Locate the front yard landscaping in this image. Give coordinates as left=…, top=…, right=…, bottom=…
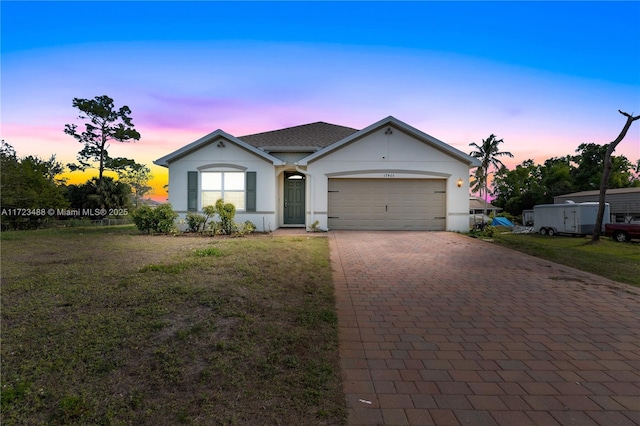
left=1, top=226, right=346, bottom=425
left=4, top=224, right=638, bottom=425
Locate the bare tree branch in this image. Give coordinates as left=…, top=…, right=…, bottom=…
left=618, top=109, right=640, bottom=120
left=592, top=110, right=640, bottom=241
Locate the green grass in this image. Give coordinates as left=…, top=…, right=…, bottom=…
left=1, top=226, right=346, bottom=425
left=492, top=232, right=640, bottom=286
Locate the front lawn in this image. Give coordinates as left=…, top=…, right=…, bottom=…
left=1, top=226, right=346, bottom=425
left=491, top=232, right=640, bottom=287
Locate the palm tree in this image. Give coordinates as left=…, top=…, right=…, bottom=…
left=86, top=176, right=131, bottom=212
left=469, top=134, right=513, bottom=220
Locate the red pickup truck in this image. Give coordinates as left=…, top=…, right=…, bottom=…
left=604, top=223, right=640, bottom=242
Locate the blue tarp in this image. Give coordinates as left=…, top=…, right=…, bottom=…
left=492, top=217, right=514, bottom=227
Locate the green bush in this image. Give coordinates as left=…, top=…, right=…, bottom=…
left=132, top=205, right=155, bottom=234
left=236, top=220, right=256, bottom=237
left=207, top=220, right=222, bottom=235
left=154, top=204, right=178, bottom=234
left=202, top=205, right=217, bottom=233
left=185, top=212, right=206, bottom=233
left=469, top=223, right=498, bottom=239
left=132, top=203, right=177, bottom=234
left=214, top=199, right=236, bottom=235
left=185, top=201, right=254, bottom=236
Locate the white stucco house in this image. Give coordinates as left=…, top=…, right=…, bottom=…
left=154, top=116, right=480, bottom=232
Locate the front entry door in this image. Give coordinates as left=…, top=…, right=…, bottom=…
left=284, top=172, right=305, bottom=225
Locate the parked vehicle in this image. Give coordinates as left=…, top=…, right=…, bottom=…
left=533, top=202, right=610, bottom=236
left=605, top=222, right=640, bottom=242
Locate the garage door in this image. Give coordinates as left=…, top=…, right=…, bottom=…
left=328, top=179, right=446, bottom=230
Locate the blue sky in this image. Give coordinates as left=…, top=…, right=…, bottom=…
left=3, top=2, right=638, bottom=84
left=2, top=1, right=639, bottom=198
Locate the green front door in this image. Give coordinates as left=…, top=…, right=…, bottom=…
left=284, top=172, right=305, bottom=225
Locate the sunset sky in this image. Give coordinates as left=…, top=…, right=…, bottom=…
left=2, top=1, right=639, bottom=201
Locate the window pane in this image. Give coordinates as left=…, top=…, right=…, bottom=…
left=202, top=191, right=222, bottom=208
left=223, top=191, right=245, bottom=210
left=202, top=172, right=222, bottom=190
left=224, top=172, right=245, bottom=190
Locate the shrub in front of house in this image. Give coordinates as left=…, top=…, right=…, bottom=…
left=132, top=206, right=154, bottom=234
left=235, top=220, right=256, bottom=237
left=132, top=203, right=178, bottom=234
left=179, top=200, right=257, bottom=237
left=213, top=199, right=236, bottom=235
left=185, top=212, right=206, bottom=233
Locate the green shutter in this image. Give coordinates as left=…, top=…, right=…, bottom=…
left=187, top=171, right=198, bottom=211
left=246, top=171, right=256, bottom=212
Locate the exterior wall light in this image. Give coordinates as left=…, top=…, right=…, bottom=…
left=457, top=178, right=463, bottom=188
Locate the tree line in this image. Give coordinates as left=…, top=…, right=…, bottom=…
left=490, top=143, right=640, bottom=217
left=1, top=96, right=152, bottom=230
left=469, top=110, right=640, bottom=237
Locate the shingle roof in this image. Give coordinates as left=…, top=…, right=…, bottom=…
left=469, top=197, right=502, bottom=211
left=238, top=122, right=359, bottom=150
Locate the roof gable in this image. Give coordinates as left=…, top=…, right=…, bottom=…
left=154, top=129, right=285, bottom=167
left=297, top=116, right=481, bottom=167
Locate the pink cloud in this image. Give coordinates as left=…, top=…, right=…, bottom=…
left=2, top=123, right=76, bottom=161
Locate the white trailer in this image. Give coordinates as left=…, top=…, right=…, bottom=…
left=533, top=202, right=610, bottom=236
left=522, top=209, right=534, bottom=226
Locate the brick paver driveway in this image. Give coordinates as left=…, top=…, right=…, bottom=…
left=329, top=231, right=640, bottom=426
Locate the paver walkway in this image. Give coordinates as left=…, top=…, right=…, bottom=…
left=329, top=231, right=640, bottom=426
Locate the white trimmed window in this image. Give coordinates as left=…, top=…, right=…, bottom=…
left=201, top=172, right=245, bottom=210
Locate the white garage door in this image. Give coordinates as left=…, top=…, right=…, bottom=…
left=328, top=178, right=446, bottom=230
